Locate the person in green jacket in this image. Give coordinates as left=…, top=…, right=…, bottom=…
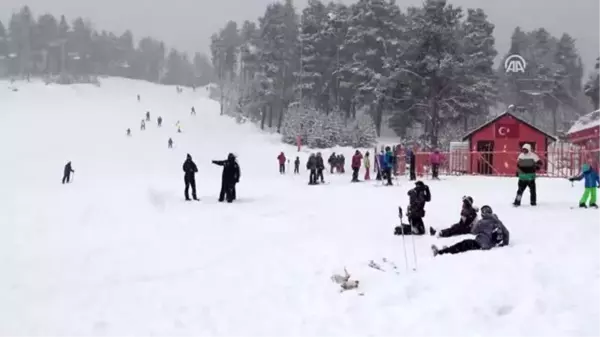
left=513, top=143, right=542, bottom=206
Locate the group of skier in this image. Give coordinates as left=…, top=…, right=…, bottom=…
left=182, top=153, right=241, bottom=203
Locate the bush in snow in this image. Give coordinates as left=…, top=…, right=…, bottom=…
left=281, top=105, right=377, bottom=149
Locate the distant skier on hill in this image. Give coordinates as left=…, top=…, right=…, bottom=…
left=126, top=128, right=131, bottom=136
left=137, top=94, right=140, bottom=102
left=307, top=153, right=317, bottom=185
left=294, top=156, right=300, bottom=174
left=168, top=138, right=173, bottom=149
left=316, top=152, right=325, bottom=183
left=191, top=107, right=196, bottom=115
left=140, top=120, right=145, bottom=130
left=351, top=150, right=363, bottom=182
left=146, top=111, right=151, bottom=122
left=157, top=116, right=163, bottom=127
left=212, top=153, right=241, bottom=203
left=277, top=152, right=286, bottom=174
left=183, top=154, right=199, bottom=201
left=62, top=161, right=75, bottom=184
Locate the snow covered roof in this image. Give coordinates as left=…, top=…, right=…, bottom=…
left=567, top=110, right=600, bottom=135
left=462, top=110, right=557, bottom=141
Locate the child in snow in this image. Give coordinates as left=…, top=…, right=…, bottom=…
left=432, top=205, right=509, bottom=256
left=430, top=196, right=479, bottom=237
left=294, top=156, right=300, bottom=174
left=364, top=151, right=371, bottom=180
left=569, top=164, right=599, bottom=208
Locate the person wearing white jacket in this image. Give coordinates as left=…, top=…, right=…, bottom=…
left=513, top=143, right=542, bottom=206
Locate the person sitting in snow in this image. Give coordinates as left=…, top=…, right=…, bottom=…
left=569, top=163, right=599, bottom=208
left=430, top=196, right=479, bottom=237
left=395, top=181, right=430, bottom=235
left=432, top=205, right=509, bottom=256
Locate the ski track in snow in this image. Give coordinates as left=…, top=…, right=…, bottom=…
left=0, top=78, right=598, bottom=336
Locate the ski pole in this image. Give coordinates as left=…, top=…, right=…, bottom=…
left=398, top=207, right=409, bottom=272
left=408, top=217, right=418, bottom=271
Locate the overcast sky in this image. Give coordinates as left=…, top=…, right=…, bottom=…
left=1, top=0, right=599, bottom=70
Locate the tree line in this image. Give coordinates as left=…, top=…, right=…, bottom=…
left=0, top=5, right=215, bottom=86
left=210, top=0, right=599, bottom=148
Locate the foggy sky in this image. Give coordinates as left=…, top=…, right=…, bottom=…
left=1, top=0, right=599, bottom=70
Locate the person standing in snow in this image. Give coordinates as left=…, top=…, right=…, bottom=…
left=376, top=150, right=384, bottom=180
left=316, top=152, right=325, bottom=183
left=351, top=150, right=363, bottom=182
left=339, top=154, right=346, bottom=173
left=432, top=205, right=509, bottom=256
left=400, top=181, right=430, bottom=235
left=328, top=153, right=337, bottom=174
left=183, top=154, right=199, bottom=201
left=191, top=107, right=196, bottom=115
left=62, top=161, right=75, bottom=184
left=407, top=147, right=416, bottom=181
left=146, top=111, right=151, bottom=122
left=363, top=151, right=371, bottom=180
left=168, top=138, right=173, bottom=148
left=430, top=196, right=479, bottom=237
left=294, top=156, right=300, bottom=174
left=137, top=94, right=141, bottom=102
left=429, top=149, right=442, bottom=180
left=212, top=153, right=241, bottom=203
left=157, top=116, right=163, bottom=127
left=513, top=143, right=542, bottom=206
left=140, top=119, right=146, bottom=130
left=569, top=163, right=600, bottom=208
left=307, top=153, right=317, bottom=185
left=126, top=128, right=131, bottom=136
left=277, top=152, right=286, bottom=174
left=382, top=146, right=394, bottom=186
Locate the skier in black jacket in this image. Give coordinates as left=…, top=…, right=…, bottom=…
left=395, top=181, right=430, bottom=235
left=183, top=154, right=199, bottom=201
left=430, top=196, right=479, bottom=237
left=212, top=153, right=240, bottom=203
left=62, top=161, right=75, bottom=184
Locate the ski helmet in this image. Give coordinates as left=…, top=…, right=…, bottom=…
left=480, top=205, right=493, bottom=215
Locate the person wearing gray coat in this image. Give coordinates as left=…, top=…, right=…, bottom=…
left=432, top=205, right=509, bottom=256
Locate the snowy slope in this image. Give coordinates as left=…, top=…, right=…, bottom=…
left=1, top=78, right=599, bottom=336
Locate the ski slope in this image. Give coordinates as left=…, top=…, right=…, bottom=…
left=1, top=78, right=598, bottom=336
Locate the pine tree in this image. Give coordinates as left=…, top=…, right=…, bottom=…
left=584, top=57, right=599, bottom=110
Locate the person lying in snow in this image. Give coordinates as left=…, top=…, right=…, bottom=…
left=432, top=205, right=509, bottom=256
left=430, top=196, right=479, bottom=237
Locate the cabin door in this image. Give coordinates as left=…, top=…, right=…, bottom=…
left=477, top=140, right=494, bottom=175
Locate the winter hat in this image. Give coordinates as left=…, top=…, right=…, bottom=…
left=186, top=154, right=191, bottom=160
left=227, top=153, right=236, bottom=161
left=415, top=181, right=425, bottom=188
left=582, top=163, right=590, bottom=172
left=462, top=195, right=473, bottom=205
left=480, top=205, right=493, bottom=216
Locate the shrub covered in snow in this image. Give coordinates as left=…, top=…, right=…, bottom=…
left=281, top=105, right=377, bottom=148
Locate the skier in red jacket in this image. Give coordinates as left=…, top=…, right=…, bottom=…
left=351, top=150, right=363, bottom=182
left=277, top=152, right=286, bottom=174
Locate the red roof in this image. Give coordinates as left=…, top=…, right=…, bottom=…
left=462, top=111, right=557, bottom=141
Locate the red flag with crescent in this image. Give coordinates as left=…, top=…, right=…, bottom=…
left=496, top=124, right=519, bottom=138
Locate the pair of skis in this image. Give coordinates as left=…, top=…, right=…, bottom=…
left=398, top=206, right=418, bottom=271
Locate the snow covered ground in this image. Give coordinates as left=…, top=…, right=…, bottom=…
left=1, top=78, right=599, bottom=336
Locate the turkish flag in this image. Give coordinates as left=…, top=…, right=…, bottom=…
left=496, top=124, right=519, bottom=138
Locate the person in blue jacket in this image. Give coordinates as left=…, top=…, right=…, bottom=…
left=382, top=146, right=394, bottom=186
left=569, top=163, right=599, bottom=208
